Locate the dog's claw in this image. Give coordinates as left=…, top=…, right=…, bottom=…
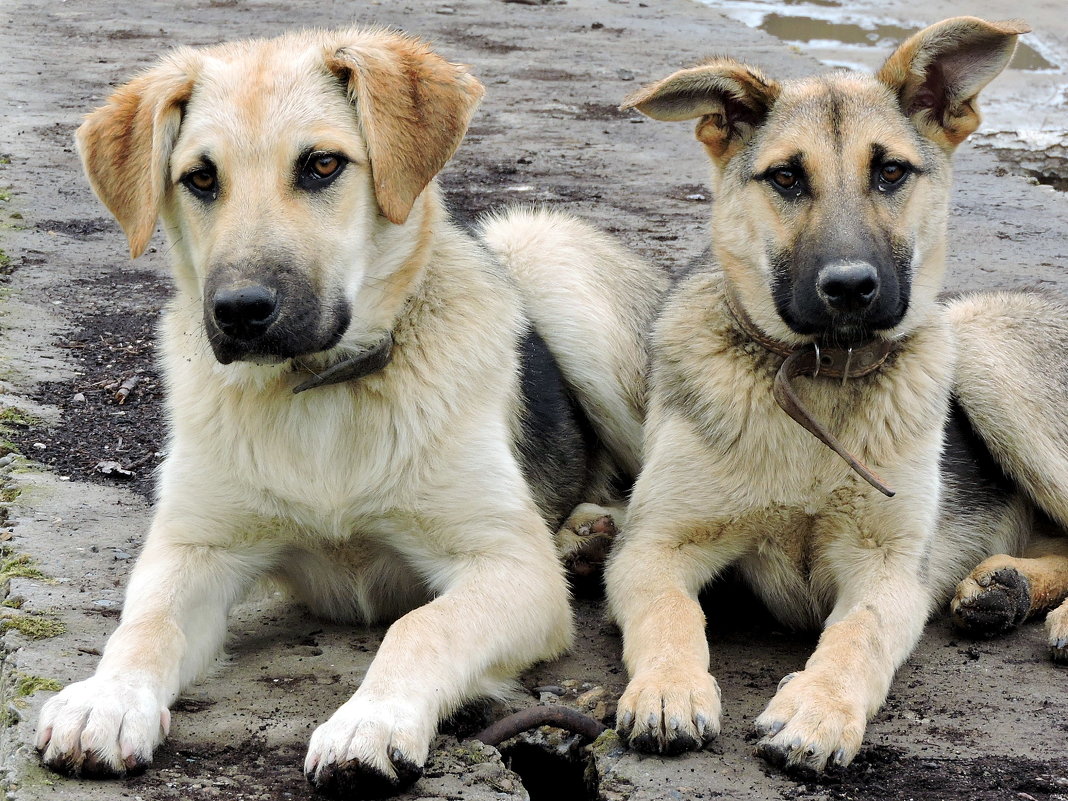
left=776, top=672, right=798, bottom=692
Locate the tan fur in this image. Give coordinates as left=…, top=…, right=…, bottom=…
left=37, top=28, right=662, bottom=794
left=606, top=17, right=1048, bottom=775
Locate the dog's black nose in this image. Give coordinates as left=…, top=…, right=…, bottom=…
left=212, top=285, right=278, bottom=340
left=817, top=262, right=880, bottom=313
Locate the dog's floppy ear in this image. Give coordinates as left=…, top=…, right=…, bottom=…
left=877, top=16, right=1029, bottom=150
left=621, top=58, right=779, bottom=163
left=76, top=54, right=197, bottom=258
left=327, top=32, right=484, bottom=225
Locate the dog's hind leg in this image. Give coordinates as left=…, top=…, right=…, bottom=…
left=555, top=502, right=624, bottom=590
left=951, top=533, right=1068, bottom=645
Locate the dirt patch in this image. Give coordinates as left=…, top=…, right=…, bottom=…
left=6, top=268, right=169, bottom=499
left=34, top=218, right=116, bottom=238
left=792, top=746, right=1068, bottom=801
left=125, top=737, right=310, bottom=801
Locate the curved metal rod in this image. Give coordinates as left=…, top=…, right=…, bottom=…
left=473, top=706, right=608, bottom=747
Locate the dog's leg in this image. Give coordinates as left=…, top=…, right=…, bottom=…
left=36, top=513, right=272, bottom=776
left=951, top=534, right=1068, bottom=642
left=304, top=511, right=572, bottom=797
left=753, top=509, right=934, bottom=774
left=606, top=488, right=749, bottom=754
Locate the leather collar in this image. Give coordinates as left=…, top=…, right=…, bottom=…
left=292, top=329, right=394, bottom=394
left=723, top=286, right=897, bottom=497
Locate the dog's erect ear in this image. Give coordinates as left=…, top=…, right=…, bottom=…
left=76, top=54, right=196, bottom=258
left=327, top=33, right=484, bottom=225
left=621, top=59, right=779, bottom=162
left=877, top=17, right=1029, bottom=150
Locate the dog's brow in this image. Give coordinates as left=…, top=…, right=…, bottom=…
left=751, top=151, right=805, bottom=179
left=870, top=142, right=925, bottom=174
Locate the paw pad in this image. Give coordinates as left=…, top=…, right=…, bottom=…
left=954, top=567, right=1031, bottom=635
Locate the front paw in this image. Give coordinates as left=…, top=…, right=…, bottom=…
left=305, top=697, right=431, bottom=799
left=615, top=668, right=720, bottom=755
left=753, top=670, right=864, bottom=775
left=36, top=676, right=170, bottom=777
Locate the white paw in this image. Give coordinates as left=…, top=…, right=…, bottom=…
left=36, top=676, right=169, bottom=777
left=753, top=669, right=865, bottom=774
left=616, top=667, right=721, bottom=754
left=304, top=695, right=432, bottom=797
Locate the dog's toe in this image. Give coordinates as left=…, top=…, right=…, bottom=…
left=952, top=566, right=1031, bottom=635
left=753, top=669, right=864, bottom=776
left=616, top=668, right=721, bottom=755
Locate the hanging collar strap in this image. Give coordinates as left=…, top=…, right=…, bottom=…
left=723, top=287, right=896, bottom=497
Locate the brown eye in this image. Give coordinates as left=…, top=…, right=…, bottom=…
left=190, top=171, right=215, bottom=190
left=182, top=165, right=218, bottom=200
left=298, top=151, right=347, bottom=190
left=881, top=164, right=904, bottom=183
left=876, top=161, right=911, bottom=191
left=771, top=169, right=797, bottom=189
left=312, top=155, right=340, bottom=178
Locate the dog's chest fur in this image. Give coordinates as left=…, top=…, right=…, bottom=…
left=156, top=244, right=530, bottom=540
left=651, top=271, right=956, bottom=625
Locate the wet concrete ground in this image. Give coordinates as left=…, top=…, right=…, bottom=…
left=1, top=1, right=1067, bottom=799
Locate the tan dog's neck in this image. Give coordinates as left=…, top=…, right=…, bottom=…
left=723, top=280, right=897, bottom=496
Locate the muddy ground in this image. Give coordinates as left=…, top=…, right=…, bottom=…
left=1, top=0, right=1067, bottom=799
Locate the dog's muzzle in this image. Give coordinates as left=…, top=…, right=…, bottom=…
left=203, top=268, right=351, bottom=365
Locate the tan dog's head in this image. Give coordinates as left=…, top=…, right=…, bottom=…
left=624, top=17, right=1027, bottom=347
left=77, top=28, right=483, bottom=365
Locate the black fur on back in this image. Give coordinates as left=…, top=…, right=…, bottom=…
left=942, top=396, right=1015, bottom=504
left=514, top=327, right=595, bottom=531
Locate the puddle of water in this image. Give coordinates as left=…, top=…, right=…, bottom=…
left=758, top=13, right=1056, bottom=71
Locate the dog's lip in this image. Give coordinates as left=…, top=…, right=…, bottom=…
left=207, top=310, right=352, bottom=366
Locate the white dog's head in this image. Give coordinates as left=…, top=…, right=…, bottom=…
left=77, top=28, right=483, bottom=365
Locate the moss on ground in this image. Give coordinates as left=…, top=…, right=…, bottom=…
left=0, top=546, right=50, bottom=583
left=1, top=612, right=65, bottom=639
left=15, top=673, right=62, bottom=697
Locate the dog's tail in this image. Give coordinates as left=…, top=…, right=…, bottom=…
left=478, top=207, right=668, bottom=482
left=950, top=290, right=1068, bottom=530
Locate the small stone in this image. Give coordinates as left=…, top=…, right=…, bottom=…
left=533, top=685, right=566, bottom=696
left=591, top=21, right=604, bottom=29
left=32, top=442, right=46, bottom=451
left=436, top=5, right=455, bottom=12
left=93, top=599, right=119, bottom=608
left=617, top=68, right=634, bottom=81
left=576, top=685, right=605, bottom=708
left=112, top=549, right=132, bottom=560
left=72, top=392, right=86, bottom=403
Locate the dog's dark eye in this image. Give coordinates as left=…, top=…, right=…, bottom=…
left=311, top=155, right=341, bottom=178
left=182, top=166, right=218, bottom=200
left=766, top=168, right=805, bottom=199
left=876, top=161, right=911, bottom=192
left=298, top=151, right=347, bottom=191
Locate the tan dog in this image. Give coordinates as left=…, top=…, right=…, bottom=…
left=35, top=28, right=664, bottom=797
left=605, top=17, right=1068, bottom=775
